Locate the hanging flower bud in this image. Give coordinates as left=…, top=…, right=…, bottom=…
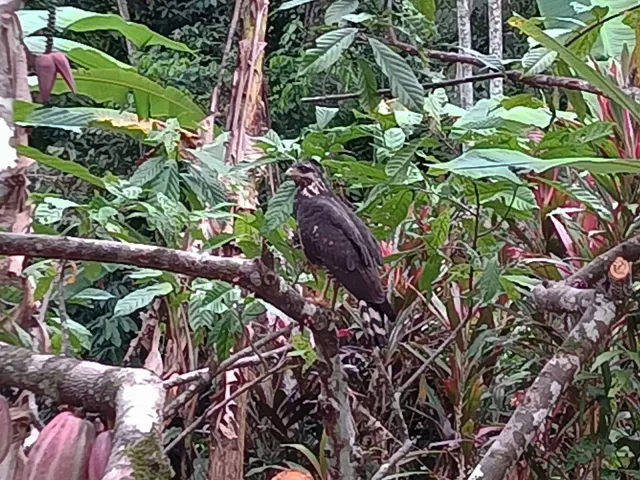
left=34, top=52, right=76, bottom=103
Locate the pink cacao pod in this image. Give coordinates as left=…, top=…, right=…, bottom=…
left=23, top=411, right=96, bottom=480
left=0, top=395, right=11, bottom=464
left=88, top=430, right=112, bottom=480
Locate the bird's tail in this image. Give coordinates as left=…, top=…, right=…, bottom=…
left=358, top=299, right=396, bottom=347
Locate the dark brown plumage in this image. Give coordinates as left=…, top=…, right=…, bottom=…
left=285, top=161, right=396, bottom=345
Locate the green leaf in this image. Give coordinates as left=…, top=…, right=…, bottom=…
left=521, top=47, right=557, bottom=74
left=277, top=0, right=315, bottom=10
left=367, top=38, right=425, bottom=111
left=301, top=28, right=358, bottom=74
left=325, top=0, right=358, bottom=24
left=357, top=58, right=380, bottom=111
left=151, top=160, right=181, bottom=201
left=24, top=37, right=133, bottom=71
left=419, top=253, right=442, bottom=292
left=480, top=258, right=501, bottom=304
left=384, top=127, right=406, bottom=150
left=17, top=145, right=105, bottom=188
left=510, top=16, right=640, bottom=124
left=414, top=0, right=436, bottom=20
left=15, top=104, right=147, bottom=138
left=324, top=159, right=387, bottom=186
left=183, top=164, right=228, bottom=206
left=282, top=444, right=323, bottom=479
left=18, top=7, right=192, bottom=52
left=264, top=181, right=297, bottom=233
left=35, top=68, right=205, bottom=126
left=113, top=283, right=173, bottom=317
left=130, top=157, right=166, bottom=187
left=71, top=288, right=115, bottom=301
left=500, top=93, right=545, bottom=110
left=427, top=210, right=451, bottom=251
left=315, top=106, right=340, bottom=129
left=433, top=148, right=640, bottom=183
left=385, top=137, right=425, bottom=181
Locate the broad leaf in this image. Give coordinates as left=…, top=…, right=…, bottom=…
left=71, top=288, right=115, bottom=301
left=31, top=68, right=205, bottom=127
left=433, top=148, right=640, bottom=183
left=15, top=104, right=150, bottom=138
left=480, top=258, right=502, bottom=304
left=264, top=181, right=297, bottom=233
left=18, top=7, right=192, bottom=52
left=368, top=38, right=425, bottom=111
left=315, top=106, right=339, bottom=129
left=113, top=283, right=173, bottom=317
left=301, top=28, right=358, bottom=74
left=510, top=16, right=640, bottom=124
left=521, top=47, right=557, bottom=74
left=17, top=145, right=105, bottom=188
left=357, top=58, right=379, bottom=111
left=130, top=157, right=167, bottom=187
left=383, top=128, right=406, bottom=150
left=325, top=0, right=358, bottom=25
left=277, top=0, right=315, bottom=10
left=24, top=37, right=133, bottom=71
left=386, top=137, right=425, bottom=181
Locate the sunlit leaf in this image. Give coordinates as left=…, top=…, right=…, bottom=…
left=325, top=0, right=358, bottom=25
left=315, top=106, right=339, bottom=129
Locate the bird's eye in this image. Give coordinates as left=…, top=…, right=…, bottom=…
left=297, top=164, right=311, bottom=173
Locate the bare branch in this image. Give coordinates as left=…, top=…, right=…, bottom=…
left=163, top=358, right=287, bottom=454
left=0, top=232, right=358, bottom=479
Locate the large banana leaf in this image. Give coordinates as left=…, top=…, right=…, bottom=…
left=24, top=37, right=133, bottom=70
left=28, top=68, right=205, bottom=127
left=17, top=7, right=192, bottom=52
left=535, top=0, right=635, bottom=59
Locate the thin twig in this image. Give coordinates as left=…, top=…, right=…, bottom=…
left=371, top=438, right=413, bottom=480
left=397, top=314, right=475, bottom=395
left=163, top=358, right=287, bottom=453
left=163, top=345, right=291, bottom=389
left=163, top=327, right=292, bottom=416
left=57, top=260, right=69, bottom=356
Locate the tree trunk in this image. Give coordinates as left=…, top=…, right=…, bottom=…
left=208, top=0, right=271, bottom=476
left=456, top=0, right=473, bottom=109
left=0, top=0, right=43, bottom=348
left=488, top=0, right=503, bottom=97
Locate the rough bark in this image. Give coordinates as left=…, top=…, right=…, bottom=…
left=487, top=0, right=503, bottom=97
left=470, top=254, right=633, bottom=479
left=456, top=0, right=473, bottom=109
left=0, top=0, right=40, bottom=347
left=0, top=342, right=169, bottom=479
left=0, top=232, right=358, bottom=479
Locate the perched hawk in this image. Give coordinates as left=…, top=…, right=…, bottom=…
left=286, top=161, right=396, bottom=345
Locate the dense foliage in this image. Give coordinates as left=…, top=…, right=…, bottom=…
left=4, top=0, right=640, bottom=478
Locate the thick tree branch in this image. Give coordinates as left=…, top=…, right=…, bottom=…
left=0, top=342, right=168, bottom=479
left=470, top=255, right=631, bottom=479
left=0, top=232, right=358, bottom=479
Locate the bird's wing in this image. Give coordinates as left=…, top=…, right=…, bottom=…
left=339, top=198, right=383, bottom=266
left=297, top=196, right=376, bottom=271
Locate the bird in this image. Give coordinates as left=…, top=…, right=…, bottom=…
left=285, top=161, right=396, bottom=346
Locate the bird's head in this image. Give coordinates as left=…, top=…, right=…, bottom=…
left=285, top=162, right=329, bottom=196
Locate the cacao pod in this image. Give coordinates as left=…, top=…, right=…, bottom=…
left=0, top=395, right=11, bottom=463
left=23, top=411, right=96, bottom=480
left=88, top=430, right=112, bottom=480
left=271, top=470, right=314, bottom=480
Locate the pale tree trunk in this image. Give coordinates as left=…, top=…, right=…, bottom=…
left=0, top=0, right=45, bottom=350
left=488, top=0, right=503, bottom=97
left=208, top=0, right=271, bottom=477
left=456, top=0, right=473, bottom=109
